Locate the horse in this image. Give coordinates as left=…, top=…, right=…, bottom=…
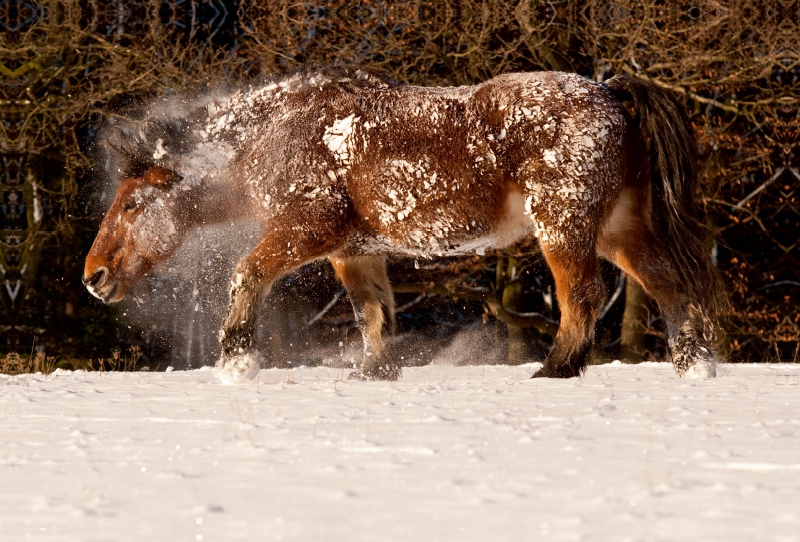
left=84, top=65, right=726, bottom=381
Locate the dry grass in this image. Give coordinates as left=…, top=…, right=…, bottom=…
left=92, top=345, right=144, bottom=372
left=0, top=345, right=144, bottom=375
left=0, top=352, right=57, bottom=376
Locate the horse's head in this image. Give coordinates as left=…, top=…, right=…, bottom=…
left=84, top=166, right=188, bottom=303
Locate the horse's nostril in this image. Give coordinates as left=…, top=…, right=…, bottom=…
left=84, top=267, right=108, bottom=287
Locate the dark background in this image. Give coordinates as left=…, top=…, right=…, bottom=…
left=1, top=0, right=797, bottom=369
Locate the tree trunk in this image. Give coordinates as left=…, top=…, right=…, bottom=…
left=503, top=280, right=527, bottom=363
left=498, top=255, right=527, bottom=364
left=620, top=278, right=648, bottom=363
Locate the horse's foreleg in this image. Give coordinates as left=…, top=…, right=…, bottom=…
left=330, top=255, right=398, bottom=381
left=217, top=226, right=339, bottom=380
left=533, top=245, right=605, bottom=378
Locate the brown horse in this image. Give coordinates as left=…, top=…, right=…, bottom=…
left=84, top=66, right=726, bottom=381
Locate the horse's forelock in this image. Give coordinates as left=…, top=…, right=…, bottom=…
left=139, top=118, right=195, bottom=155
left=101, top=97, right=207, bottom=181
left=100, top=124, right=150, bottom=182
left=93, top=89, right=224, bottom=220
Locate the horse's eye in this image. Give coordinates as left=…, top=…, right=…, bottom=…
left=123, top=201, right=137, bottom=213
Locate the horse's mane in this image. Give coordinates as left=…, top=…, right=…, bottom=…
left=100, top=96, right=212, bottom=181
left=99, top=65, right=398, bottom=183
left=269, top=64, right=398, bottom=89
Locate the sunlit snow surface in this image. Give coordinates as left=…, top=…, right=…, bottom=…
left=2, top=362, right=800, bottom=541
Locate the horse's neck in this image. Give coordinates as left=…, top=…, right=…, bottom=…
left=173, top=138, right=246, bottom=225
left=194, top=180, right=247, bottom=224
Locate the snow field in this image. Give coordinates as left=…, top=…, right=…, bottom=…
left=1, top=362, right=800, bottom=541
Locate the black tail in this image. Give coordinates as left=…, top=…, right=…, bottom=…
left=605, top=74, right=727, bottom=317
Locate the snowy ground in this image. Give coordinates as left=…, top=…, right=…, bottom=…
left=2, top=362, right=800, bottom=542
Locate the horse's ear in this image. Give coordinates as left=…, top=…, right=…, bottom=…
left=143, top=166, right=181, bottom=189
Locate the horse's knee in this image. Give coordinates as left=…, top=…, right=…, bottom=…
left=572, top=277, right=606, bottom=321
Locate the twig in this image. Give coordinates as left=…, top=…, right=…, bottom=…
left=395, top=294, right=426, bottom=313
left=392, top=282, right=559, bottom=335
left=734, top=167, right=784, bottom=209
left=304, top=289, right=346, bottom=328
left=599, top=272, right=626, bottom=321
left=759, top=281, right=800, bottom=290
left=621, top=65, right=740, bottom=114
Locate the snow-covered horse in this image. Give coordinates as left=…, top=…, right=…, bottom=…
left=84, top=66, right=726, bottom=381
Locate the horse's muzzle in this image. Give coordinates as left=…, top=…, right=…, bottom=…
left=83, top=266, right=124, bottom=303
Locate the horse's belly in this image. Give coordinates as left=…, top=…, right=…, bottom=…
left=346, top=191, right=536, bottom=257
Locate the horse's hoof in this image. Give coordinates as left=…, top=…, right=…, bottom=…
left=531, top=368, right=548, bottom=378
left=531, top=364, right=580, bottom=379
left=215, top=351, right=261, bottom=384
left=348, top=364, right=401, bottom=381
left=682, top=359, right=717, bottom=379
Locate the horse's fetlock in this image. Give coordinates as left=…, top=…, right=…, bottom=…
left=219, top=322, right=254, bottom=356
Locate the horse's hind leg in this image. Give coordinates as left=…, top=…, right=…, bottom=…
left=330, top=255, right=398, bottom=380
left=533, top=244, right=606, bottom=378
left=598, top=202, right=720, bottom=377
left=217, top=223, right=340, bottom=381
